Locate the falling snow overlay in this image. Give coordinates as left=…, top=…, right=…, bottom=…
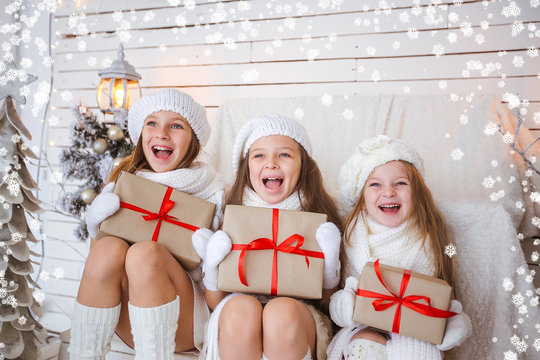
left=2, top=0, right=539, bottom=358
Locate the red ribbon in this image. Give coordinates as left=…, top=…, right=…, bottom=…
left=231, top=208, right=324, bottom=295
left=119, top=186, right=199, bottom=242
left=356, top=259, right=456, bottom=334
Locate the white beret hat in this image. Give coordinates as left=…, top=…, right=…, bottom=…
left=128, top=88, right=210, bottom=146
left=339, top=135, right=424, bottom=207
left=232, top=114, right=312, bottom=174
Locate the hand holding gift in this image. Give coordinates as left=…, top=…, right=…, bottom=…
left=203, top=230, right=232, bottom=291
left=315, top=222, right=341, bottom=289
left=436, top=300, right=472, bottom=351
left=86, top=181, right=120, bottom=238
left=330, top=276, right=359, bottom=328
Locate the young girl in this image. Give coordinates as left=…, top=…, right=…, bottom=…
left=68, top=89, right=224, bottom=359
left=199, top=114, right=343, bottom=360
left=327, top=135, right=472, bottom=360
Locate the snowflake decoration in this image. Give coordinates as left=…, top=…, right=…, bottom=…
left=503, top=350, right=517, bottom=360
left=33, top=291, right=45, bottom=303
left=61, top=90, right=73, bottom=102
left=407, top=28, right=419, bottom=39
left=482, top=176, right=496, bottom=189
left=342, top=109, right=354, bottom=120
left=513, top=293, right=525, bottom=306
left=516, top=340, right=528, bottom=352
left=532, top=217, right=540, bottom=229
left=11, top=134, right=20, bottom=143
left=444, top=244, right=457, bottom=258
left=489, top=190, right=506, bottom=201
left=306, top=49, right=319, bottom=61
left=512, top=21, right=525, bottom=36
left=533, top=338, right=540, bottom=351
left=528, top=47, right=539, bottom=58
left=484, top=122, right=498, bottom=135
left=447, top=32, right=458, bottom=44
left=294, top=108, right=304, bottom=119
left=432, top=43, right=445, bottom=57
left=54, top=268, right=65, bottom=279
left=512, top=56, right=524, bottom=68
left=2, top=294, right=17, bottom=308
left=48, top=115, right=60, bottom=126
left=11, top=232, right=22, bottom=243
left=450, top=148, right=464, bottom=160
left=320, top=93, right=333, bottom=106
left=502, top=1, right=521, bottom=18
left=18, top=316, right=26, bottom=325
left=52, top=170, right=63, bottom=184
left=39, top=270, right=50, bottom=281
left=371, top=70, right=381, bottom=82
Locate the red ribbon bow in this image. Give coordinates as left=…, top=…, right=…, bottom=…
left=120, top=187, right=199, bottom=242
left=231, top=208, right=324, bottom=295
left=356, top=259, right=457, bottom=334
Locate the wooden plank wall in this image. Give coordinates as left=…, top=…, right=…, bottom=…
left=39, top=0, right=540, bottom=333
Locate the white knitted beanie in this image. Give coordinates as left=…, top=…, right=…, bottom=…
left=231, top=114, right=312, bottom=174
left=127, top=88, right=210, bottom=146
left=339, top=135, right=424, bottom=207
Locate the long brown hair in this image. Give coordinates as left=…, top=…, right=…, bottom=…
left=108, top=125, right=201, bottom=183
left=343, top=161, right=454, bottom=287
left=226, top=143, right=343, bottom=233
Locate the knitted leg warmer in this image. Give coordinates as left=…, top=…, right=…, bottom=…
left=386, top=334, right=442, bottom=360
left=128, top=296, right=180, bottom=360
left=261, top=346, right=312, bottom=360
left=68, top=301, right=121, bottom=360
left=345, top=339, right=386, bottom=360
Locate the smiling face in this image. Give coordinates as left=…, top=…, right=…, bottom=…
left=141, top=110, right=193, bottom=173
left=362, top=160, right=412, bottom=228
left=247, top=135, right=302, bottom=204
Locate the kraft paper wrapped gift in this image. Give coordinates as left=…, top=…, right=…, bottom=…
left=217, top=205, right=326, bottom=299
left=97, top=171, right=216, bottom=270
left=353, top=260, right=456, bottom=345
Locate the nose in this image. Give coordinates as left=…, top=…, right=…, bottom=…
left=264, top=156, right=278, bottom=169
left=155, top=126, right=169, bottom=139
left=382, top=186, right=396, bottom=197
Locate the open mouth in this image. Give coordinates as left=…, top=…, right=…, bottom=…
left=152, top=145, right=173, bottom=159
left=262, top=177, right=283, bottom=190
left=379, top=204, right=400, bottom=214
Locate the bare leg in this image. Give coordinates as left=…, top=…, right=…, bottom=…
left=218, top=295, right=263, bottom=360
left=77, top=236, right=129, bottom=306
left=262, top=297, right=316, bottom=360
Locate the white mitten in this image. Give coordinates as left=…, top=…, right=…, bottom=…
left=315, top=222, right=341, bottom=289
left=436, top=300, right=472, bottom=351
left=329, top=276, right=358, bottom=328
left=202, top=230, right=232, bottom=291
left=85, top=182, right=120, bottom=238
left=192, top=228, right=214, bottom=260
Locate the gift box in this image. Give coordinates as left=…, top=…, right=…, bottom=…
left=217, top=205, right=326, bottom=299
left=97, top=171, right=216, bottom=270
left=353, top=260, right=456, bottom=344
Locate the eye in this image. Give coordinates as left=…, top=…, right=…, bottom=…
left=368, top=182, right=380, bottom=187
left=252, top=153, right=264, bottom=159
left=145, top=120, right=157, bottom=127
left=279, top=153, right=291, bottom=158
left=171, top=123, right=184, bottom=129
left=396, top=181, right=408, bottom=186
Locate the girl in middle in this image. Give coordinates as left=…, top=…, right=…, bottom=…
left=199, top=114, right=343, bottom=360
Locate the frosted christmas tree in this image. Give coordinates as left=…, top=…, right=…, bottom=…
left=59, top=105, right=133, bottom=241
left=0, top=66, right=44, bottom=359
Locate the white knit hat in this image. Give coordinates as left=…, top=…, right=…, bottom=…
left=339, top=135, right=424, bottom=207
left=127, top=88, right=210, bottom=146
left=232, top=114, right=312, bottom=174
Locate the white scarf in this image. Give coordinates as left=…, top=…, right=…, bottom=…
left=343, top=212, right=435, bottom=279
left=241, top=187, right=302, bottom=211
left=135, top=162, right=225, bottom=230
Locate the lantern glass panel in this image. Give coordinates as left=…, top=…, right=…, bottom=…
left=126, top=79, right=141, bottom=108
left=97, top=78, right=111, bottom=110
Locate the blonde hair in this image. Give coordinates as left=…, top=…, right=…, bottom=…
left=344, top=161, right=454, bottom=287
left=108, top=124, right=200, bottom=183
left=226, top=142, right=343, bottom=233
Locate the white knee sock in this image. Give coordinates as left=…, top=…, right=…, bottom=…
left=346, top=339, right=386, bottom=360
left=68, top=301, right=121, bottom=360
left=386, top=334, right=442, bottom=360
left=128, top=296, right=180, bottom=360
left=261, top=346, right=312, bottom=360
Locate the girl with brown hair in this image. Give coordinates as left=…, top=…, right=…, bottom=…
left=200, top=114, right=343, bottom=360
left=327, top=135, right=472, bottom=360
left=69, top=89, right=224, bottom=359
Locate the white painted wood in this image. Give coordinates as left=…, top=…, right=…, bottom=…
left=37, top=1, right=540, bottom=353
